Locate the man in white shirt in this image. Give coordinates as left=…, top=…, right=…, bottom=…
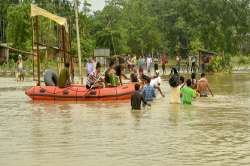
left=150, top=70, right=165, bottom=97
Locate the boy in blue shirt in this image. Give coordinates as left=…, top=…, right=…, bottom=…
left=142, top=76, right=156, bottom=102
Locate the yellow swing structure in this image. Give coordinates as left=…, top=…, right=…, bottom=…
left=31, top=4, right=82, bottom=85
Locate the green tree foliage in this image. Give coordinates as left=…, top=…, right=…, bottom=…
left=92, top=1, right=127, bottom=54
left=7, top=3, right=31, bottom=50
left=122, top=0, right=162, bottom=55
left=3, top=0, right=250, bottom=61
left=0, top=0, right=19, bottom=42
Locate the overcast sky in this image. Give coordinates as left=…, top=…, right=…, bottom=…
left=90, top=0, right=106, bottom=11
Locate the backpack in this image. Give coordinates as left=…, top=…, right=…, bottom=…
left=169, top=68, right=180, bottom=88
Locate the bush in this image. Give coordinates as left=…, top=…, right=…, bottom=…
left=209, top=55, right=232, bottom=72
left=237, top=56, right=249, bottom=66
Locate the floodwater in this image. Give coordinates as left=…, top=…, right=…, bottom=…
left=0, top=73, right=250, bottom=166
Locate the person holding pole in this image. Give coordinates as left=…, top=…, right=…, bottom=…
left=86, top=62, right=104, bottom=89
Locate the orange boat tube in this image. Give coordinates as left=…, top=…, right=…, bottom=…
left=25, top=83, right=135, bottom=101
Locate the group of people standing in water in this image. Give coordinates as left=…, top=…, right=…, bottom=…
left=168, top=71, right=213, bottom=105
left=83, top=55, right=213, bottom=110
left=130, top=69, right=213, bottom=110
left=43, top=54, right=213, bottom=110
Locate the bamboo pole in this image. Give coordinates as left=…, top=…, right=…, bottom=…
left=74, top=0, right=83, bottom=84
left=0, top=45, right=35, bottom=56
left=31, top=18, right=35, bottom=80
left=61, top=26, right=66, bottom=64
left=58, top=26, right=62, bottom=69
left=34, top=42, right=71, bottom=54
left=35, top=16, right=41, bottom=86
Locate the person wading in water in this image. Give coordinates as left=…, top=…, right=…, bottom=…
left=197, top=73, right=214, bottom=97
left=131, top=84, right=150, bottom=110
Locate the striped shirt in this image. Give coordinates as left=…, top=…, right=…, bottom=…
left=86, top=71, right=101, bottom=87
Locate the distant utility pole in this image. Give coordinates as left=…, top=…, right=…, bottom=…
left=74, top=0, right=83, bottom=84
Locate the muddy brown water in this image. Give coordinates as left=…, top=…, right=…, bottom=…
left=0, top=73, right=250, bottom=166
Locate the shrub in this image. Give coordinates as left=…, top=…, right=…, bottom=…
left=209, top=54, right=232, bottom=72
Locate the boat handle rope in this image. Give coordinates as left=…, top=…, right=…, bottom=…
left=37, top=83, right=130, bottom=96
left=38, top=86, right=96, bottom=95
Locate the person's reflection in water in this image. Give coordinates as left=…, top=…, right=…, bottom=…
left=31, top=111, right=45, bottom=160
left=131, top=104, right=152, bottom=126
left=168, top=104, right=180, bottom=126
left=182, top=104, right=195, bottom=120
left=131, top=109, right=144, bottom=119
left=58, top=104, right=72, bottom=112
left=32, top=101, right=59, bottom=113
left=58, top=106, right=74, bottom=143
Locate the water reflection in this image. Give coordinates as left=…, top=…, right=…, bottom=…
left=131, top=110, right=145, bottom=120
left=168, top=104, right=180, bottom=126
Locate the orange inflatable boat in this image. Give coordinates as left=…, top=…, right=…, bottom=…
left=25, top=83, right=135, bottom=101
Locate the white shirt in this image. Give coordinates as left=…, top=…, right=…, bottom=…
left=150, top=76, right=161, bottom=87
left=147, top=57, right=152, bottom=65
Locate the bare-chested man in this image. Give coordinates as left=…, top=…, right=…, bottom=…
left=197, top=73, right=214, bottom=97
